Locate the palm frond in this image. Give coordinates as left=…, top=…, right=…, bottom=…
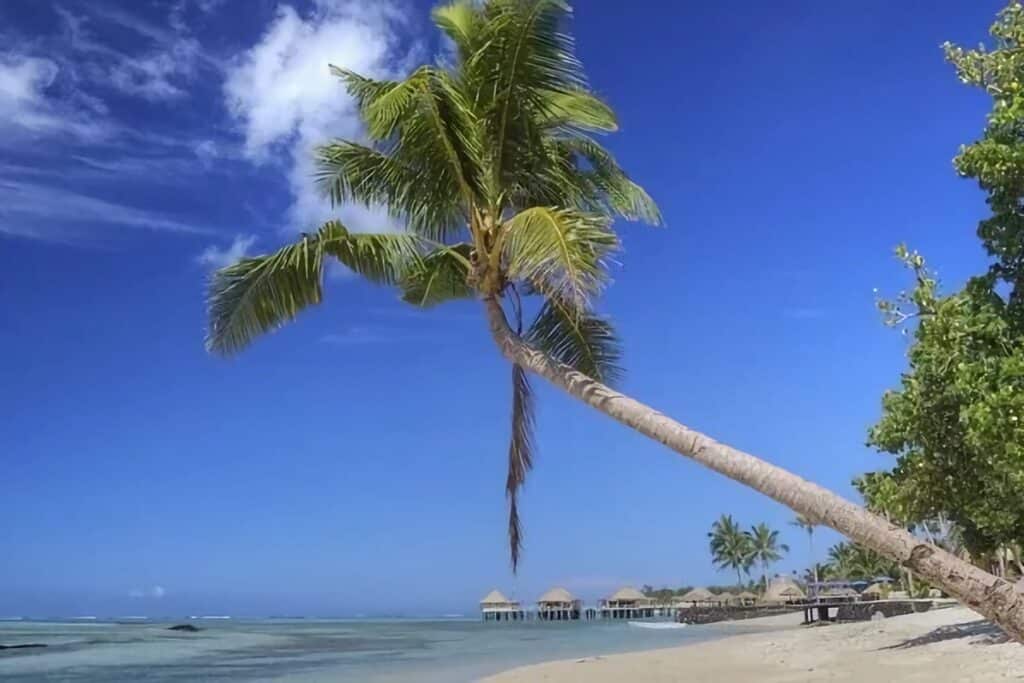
left=557, top=137, right=662, bottom=224
left=206, top=222, right=421, bottom=355
left=432, top=1, right=483, bottom=62
left=526, top=297, right=622, bottom=384
left=502, top=206, right=618, bottom=308
left=506, top=363, right=535, bottom=572
left=322, top=222, right=425, bottom=285
left=540, top=89, right=618, bottom=132
left=400, top=243, right=475, bottom=307
left=315, top=141, right=464, bottom=241
left=206, top=227, right=337, bottom=356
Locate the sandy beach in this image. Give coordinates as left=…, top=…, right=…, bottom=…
left=483, top=606, right=1024, bottom=682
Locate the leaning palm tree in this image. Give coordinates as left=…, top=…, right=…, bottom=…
left=748, top=523, right=789, bottom=591
left=790, top=515, right=818, bottom=586
left=708, top=515, right=754, bottom=588
left=204, top=0, right=1024, bottom=639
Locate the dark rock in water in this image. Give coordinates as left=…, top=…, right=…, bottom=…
left=0, top=643, right=47, bottom=650
left=168, top=624, right=202, bottom=632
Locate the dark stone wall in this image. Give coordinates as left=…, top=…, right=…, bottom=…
left=834, top=601, right=933, bottom=622
left=676, top=605, right=801, bottom=625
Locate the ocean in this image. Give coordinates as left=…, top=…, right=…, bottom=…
left=0, top=617, right=780, bottom=681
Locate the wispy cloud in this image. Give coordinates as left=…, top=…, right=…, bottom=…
left=197, top=234, right=257, bottom=268
left=0, top=180, right=213, bottom=242
left=223, top=0, right=413, bottom=232
left=0, top=53, right=113, bottom=141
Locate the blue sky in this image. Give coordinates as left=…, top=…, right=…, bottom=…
left=0, top=0, right=1006, bottom=617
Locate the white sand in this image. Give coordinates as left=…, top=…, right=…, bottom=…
left=483, top=606, right=1023, bottom=682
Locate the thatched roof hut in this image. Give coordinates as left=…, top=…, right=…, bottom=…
left=537, top=587, right=577, bottom=607
left=480, top=590, right=517, bottom=606
left=608, top=586, right=648, bottom=602
left=737, top=590, right=759, bottom=602
left=676, top=587, right=719, bottom=605
left=763, top=577, right=806, bottom=604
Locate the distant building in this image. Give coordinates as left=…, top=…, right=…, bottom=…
left=479, top=590, right=525, bottom=622
left=600, top=586, right=655, bottom=619
left=536, top=587, right=582, bottom=621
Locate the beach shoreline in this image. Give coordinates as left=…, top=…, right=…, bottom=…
left=482, top=606, right=1024, bottom=682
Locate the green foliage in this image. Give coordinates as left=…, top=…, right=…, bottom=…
left=204, top=0, right=659, bottom=571
left=869, top=249, right=1024, bottom=556
left=946, top=2, right=1024, bottom=308
left=823, top=542, right=901, bottom=582
left=748, top=522, right=789, bottom=587
left=867, top=2, right=1024, bottom=560
left=708, top=514, right=755, bottom=585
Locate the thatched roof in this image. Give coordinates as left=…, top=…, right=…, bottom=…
left=480, top=590, right=514, bottom=605
left=608, top=586, right=648, bottom=602
left=737, top=591, right=759, bottom=600
left=679, top=587, right=717, bottom=602
left=717, top=592, right=741, bottom=604
left=538, top=587, right=575, bottom=604
left=861, top=583, right=886, bottom=596
left=764, top=578, right=806, bottom=603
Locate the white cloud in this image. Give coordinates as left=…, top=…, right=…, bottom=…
left=0, top=180, right=212, bottom=241
left=129, top=585, right=166, bottom=599
left=0, top=54, right=109, bottom=140
left=197, top=234, right=258, bottom=268
left=223, top=0, right=412, bottom=232
left=58, top=4, right=216, bottom=103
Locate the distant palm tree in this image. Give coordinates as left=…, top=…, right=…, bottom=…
left=708, top=515, right=754, bottom=587
left=748, top=523, right=789, bottom=590
left=199, top=0, right=1024, bottom=640
left=824, top=542, right=899, bottom=582
left=790, top=514, right=819, bottom=585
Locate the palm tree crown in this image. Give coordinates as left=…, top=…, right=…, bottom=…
left=708, top=515, right=755, bottom=586
left=748, top=522, right=789, bottom=589
left=204, top=0, right=659, bottom=571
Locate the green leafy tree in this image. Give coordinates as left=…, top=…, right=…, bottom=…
left=708, top=515, right=754, bottom=587
left=748, top=523, right=789, bottom=590
left=824, top=542, right=900, bottom=582
left=204, top=0, right=1024, bottom=638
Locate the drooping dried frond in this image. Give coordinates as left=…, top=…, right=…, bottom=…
left=506, top=363, right=536, bottom=572
left=502, top=206, right=619, bottom=309
left=526, top=297, right=622, bottom=385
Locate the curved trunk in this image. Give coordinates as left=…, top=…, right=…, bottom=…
left=484, top=297, right=1024, bottom=642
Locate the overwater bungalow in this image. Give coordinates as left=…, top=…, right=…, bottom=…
left=599, top=586, right=655, bottom=619
left=675, top=587, right=721, bottom=608
left=536, top=587, right=582, bottom=621
left=479, top=590, right=525, bottom=622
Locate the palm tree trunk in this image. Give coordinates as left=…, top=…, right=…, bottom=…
left=809, top=530, right=819, bottom=586
left=484, top=297, right=1024, bottom=642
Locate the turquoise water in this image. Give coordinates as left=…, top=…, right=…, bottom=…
left=0, top=617, right=778, bottom=681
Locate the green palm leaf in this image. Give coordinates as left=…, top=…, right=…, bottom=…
left=502, top=206, right=618, bottom=309
left=526, top=298, right=622, bottom=384
left=400, top=243, right=474, bottom=307
left=206, top=222, right=422, bottom=355
left=540, top=89, right=618, bottom=132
